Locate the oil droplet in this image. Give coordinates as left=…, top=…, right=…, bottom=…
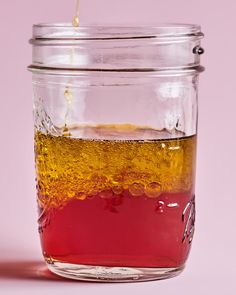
left=112, top=186, right=123, bottom=195
left=145, top=182, right=161, bottom=198
left=64, top=87, right=73, bottom=104
left=155, top=200, right=165, bottom=214
left=63, top=125, right=71, bottom=137
left=76, top=193, right=86, bottom=201
left=42, top=147, right=48, bottom=154
left=100, top=190, right=113, bottom=199
left=129, top=183, right=144, bottom=197
left=63, top=87, right=73, bottom=137
left=72, top=16, right=79, bottom=27
left=72, top=0, right=80, bottom=27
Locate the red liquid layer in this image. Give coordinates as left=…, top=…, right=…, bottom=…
left=39, top=190, right=194, bottom=268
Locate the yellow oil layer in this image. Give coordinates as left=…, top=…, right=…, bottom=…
left=35, top=125, right=196, bottom=209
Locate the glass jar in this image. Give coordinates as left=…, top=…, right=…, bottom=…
left=28, top=23, right=204, bottom=282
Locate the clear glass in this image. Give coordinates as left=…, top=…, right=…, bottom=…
left=29, top=24, right=204, bottom=282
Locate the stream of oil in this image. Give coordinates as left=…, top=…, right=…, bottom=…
left=62, top=0, right=80, bottom=136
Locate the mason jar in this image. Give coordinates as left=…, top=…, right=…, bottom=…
left=28, top=23, right=204, bottom=282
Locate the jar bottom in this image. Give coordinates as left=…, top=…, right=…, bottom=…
left=47, top=261, right=185, bottom=282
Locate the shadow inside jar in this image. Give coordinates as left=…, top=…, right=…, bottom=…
left=0, top=260, right=76, bottom=282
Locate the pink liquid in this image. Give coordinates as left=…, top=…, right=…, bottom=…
left=39, top=190, right=195, bottom=268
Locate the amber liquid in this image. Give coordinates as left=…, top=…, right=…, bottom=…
left=35, top=125, right=196, bottom=268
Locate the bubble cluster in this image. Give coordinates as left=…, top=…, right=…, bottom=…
left=35, top=125, right=196, bottom=209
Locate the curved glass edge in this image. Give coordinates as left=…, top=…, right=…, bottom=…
left=32, top=23, right=203, bottom=41
left=27, top=65, right=205, bottom=75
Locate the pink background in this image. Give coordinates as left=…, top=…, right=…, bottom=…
left=0, top=0, right=235, bottom=293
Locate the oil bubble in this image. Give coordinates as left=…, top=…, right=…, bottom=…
left=112, top=186, right=123, bottom=195
left=129, top=183, right=144, bottom=197
left=100, top=190, right=113, bottom=199
left=145, top=182, right=161, bottom=198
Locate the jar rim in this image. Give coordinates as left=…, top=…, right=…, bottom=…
left=32, top=23, right=203, bottom=41
left=29, top=23, right=204, bottom=73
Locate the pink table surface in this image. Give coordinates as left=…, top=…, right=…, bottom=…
left=0, top=0, right=235, bottom=294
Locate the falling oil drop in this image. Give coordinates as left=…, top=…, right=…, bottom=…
left=73, top=0, right=80, bottom=27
